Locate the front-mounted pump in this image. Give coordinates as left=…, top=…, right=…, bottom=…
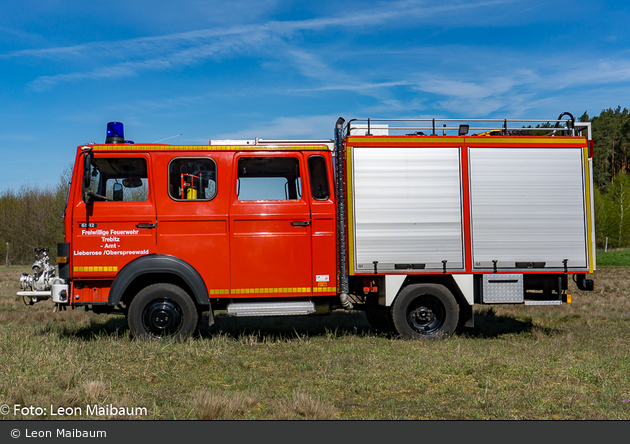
left=18, top=248, right=69, bottom=306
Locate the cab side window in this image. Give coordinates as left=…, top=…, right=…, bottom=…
left=168, top=158, right=217, bottom=201
left=307, top=155, right=330, bottom=200
left=84, top=158, right=148, bottom=203
left=237, top=157, right=301, bottom=201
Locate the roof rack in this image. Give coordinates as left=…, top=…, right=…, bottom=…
left=346, top=112, right=586, bottom=137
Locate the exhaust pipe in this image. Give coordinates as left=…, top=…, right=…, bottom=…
left=334, top=117, right=353, bottom=310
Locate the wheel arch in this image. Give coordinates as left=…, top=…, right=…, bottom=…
left=108, top=254, right=210, bottom=308
left=389, top=275, right=473, bottom=328
left=391, top=275, right=470, bottom=307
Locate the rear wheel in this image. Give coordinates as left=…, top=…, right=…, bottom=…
left=392, top=284, right=459, bottom=340
left=128, top=283, right=198, bottom=340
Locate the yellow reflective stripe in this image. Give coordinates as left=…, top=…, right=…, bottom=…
left=347, top=136, right=463, bottom=144
left=584, top=147, right=594, bottom=273
left=346, top=144, right=356, bottom=276
left=469, top=137, right=586, bottom=145
left=227, top=287, right=337, bottom=295
left=347, top=136, right=587, bottom=146
left=73, top=266, right=118, bottom=272
left=313, top=286, right=337, bottom=293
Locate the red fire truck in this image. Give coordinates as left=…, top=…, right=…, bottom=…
left=18, top=114, right=595, bottom=340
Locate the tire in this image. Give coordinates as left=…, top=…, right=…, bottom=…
left=128, top=283, right=198, bottom=340
left=391, top=284, right=459, bottom=340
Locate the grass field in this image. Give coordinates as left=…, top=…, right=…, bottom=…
left=1, top=265, right=629, bottom=420
left=596, top=249, right=630, bottom=267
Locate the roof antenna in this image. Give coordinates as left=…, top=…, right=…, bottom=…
left=153, top=134, right=182, bottom=143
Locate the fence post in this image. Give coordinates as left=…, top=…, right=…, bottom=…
left=5, top=242, right=8, bottom=267
left=605, top=236, right=608, bottom=253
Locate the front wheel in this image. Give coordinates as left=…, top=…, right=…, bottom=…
left=128, top=283, right=198, bottom=340
left=391, top=284, right=459, bottom=340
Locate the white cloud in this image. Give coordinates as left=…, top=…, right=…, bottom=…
left=11, top=0, right=630, bottom=124
left=7, top=0, right=521, bottom=91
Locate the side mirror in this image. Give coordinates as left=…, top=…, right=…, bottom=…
left=113, top=183, right=123, bottom=201
left=83, top=152, right=92, bottom=189
left=82, top=152, right=93, bottom=203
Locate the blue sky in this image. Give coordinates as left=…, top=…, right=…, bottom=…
left=1, top=0, right=630, bottom=191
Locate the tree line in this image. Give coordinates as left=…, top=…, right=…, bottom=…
left=579, top=107, right=630, bottom=249
left=2, top=108, right=630, bottom=265
left=1, top=165, right=71, bottom=265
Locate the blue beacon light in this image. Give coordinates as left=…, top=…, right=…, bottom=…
left=105, top=122, right=133, bottom=144
left=106, top=122, right=125, bottom=144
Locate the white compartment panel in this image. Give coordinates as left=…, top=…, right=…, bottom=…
left=469, top=147, right=588, bottom=269
left=351, top=147, right=464, bottom=272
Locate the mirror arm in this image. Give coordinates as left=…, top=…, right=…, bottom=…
left=85, top=190, right=113, bottom=202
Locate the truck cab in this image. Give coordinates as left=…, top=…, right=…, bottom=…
left=55, top=134, right=338, bottom=339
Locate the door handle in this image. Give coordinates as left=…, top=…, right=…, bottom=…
left=136, top=223, right=156, bottom=229
left=290, top=221, right=310, bottom=227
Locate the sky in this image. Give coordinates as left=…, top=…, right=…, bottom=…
left=1, top=0, right=630, bottom=192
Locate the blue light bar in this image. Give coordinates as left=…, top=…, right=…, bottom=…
left=106, top=122, right=125, bottom=143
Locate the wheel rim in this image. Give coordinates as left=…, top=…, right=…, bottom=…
left=142, top=298, right=183, bottom=338
left=405, top=294, right=445, bottom=334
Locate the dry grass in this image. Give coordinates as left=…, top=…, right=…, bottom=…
left=191, top=390, right=336, bottom=420
left=273, top=391, right=337, bottom=420
left=81, top=381, right=108, bottom=403
left=191, top=391, right=259, bottom=420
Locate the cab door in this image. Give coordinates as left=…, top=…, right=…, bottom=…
left=306, top=153, right=337, bottom=296
left=229, top=153, right=312, bottom=297
left=71, top=153, right=156, bottom=280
